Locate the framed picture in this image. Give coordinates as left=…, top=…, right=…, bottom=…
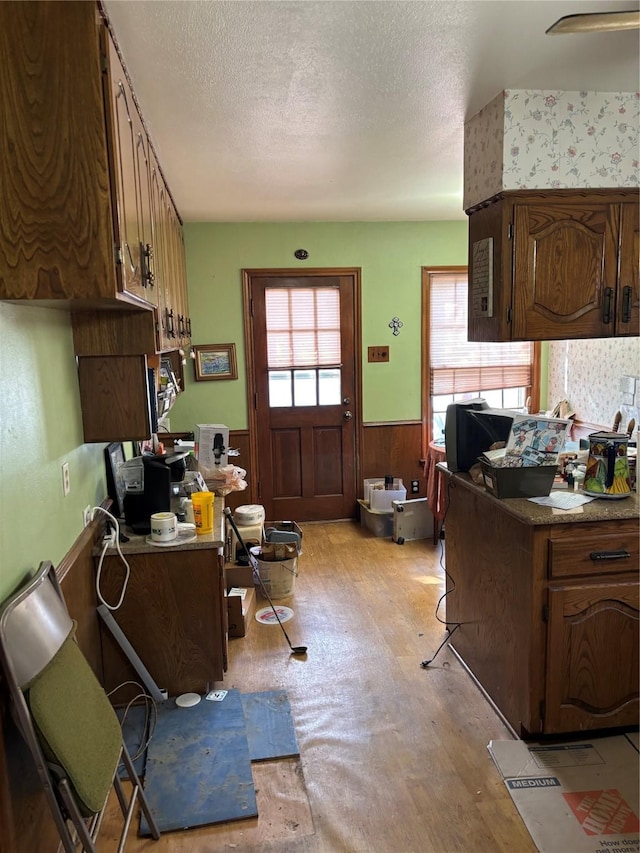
left=104, top=442, right=126, bottom=519
left=193, top=343, right=238, bottom=381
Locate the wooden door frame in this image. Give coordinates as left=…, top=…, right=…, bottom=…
left=242, top=268, right=363, bottom=515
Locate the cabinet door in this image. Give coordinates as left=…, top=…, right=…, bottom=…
left=98, top=549, right=225, bottom=696
left=545, top=580, right=639, bottom=733
left=150, top=150, right=170, bottom=349
left=617, top=200, right=640, bottom=335
left=77, top=355, right=153, bottom=442
left=132, top=110, right=158, bottom=306
left=103, top=35, right=149, bottom=304
left=166, top=199, right=190, bottom=346
left=512, top=202, right=619, bottom=340
left=0, top=2, right=117, bottom=302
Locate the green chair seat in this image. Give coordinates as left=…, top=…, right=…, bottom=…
left=27, top=633, right=122, bottom=816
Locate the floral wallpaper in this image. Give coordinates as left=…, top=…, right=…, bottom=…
left=464, top=90, right=640, bottom=210
left=547, top=337, right=640, bottom=437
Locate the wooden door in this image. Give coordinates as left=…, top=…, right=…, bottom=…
left=245, top=270, right=361, bottom=522
left=512, top=201, right=619, bottom=340
left=545, top=580, right=639, bottom=733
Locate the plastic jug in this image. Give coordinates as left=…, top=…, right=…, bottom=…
left=191, top=491, right=214, bottom=534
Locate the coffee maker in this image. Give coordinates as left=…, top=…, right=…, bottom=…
left=122, top=456, right=172, bottom=534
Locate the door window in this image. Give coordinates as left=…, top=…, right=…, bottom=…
left=266, top=287, right=341, bottom=407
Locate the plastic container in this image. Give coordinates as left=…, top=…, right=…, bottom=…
left=364, top=478, right=405, bottom=506
left=234, top=504, right=265, bottom=526
left=191, top=491, right=214, bottom=534
left=370, top=483, right=407, bottom=511
left=264, top=521, right=303, bottom=555
left=358, top=499, right=393, bottom=537
left=250, top=547, right=298, bottom=599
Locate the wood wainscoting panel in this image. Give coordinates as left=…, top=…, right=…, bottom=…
left=361, top=422, right=424, bottom=498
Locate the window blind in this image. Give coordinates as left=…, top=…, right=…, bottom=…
left=430, top=272, right=531, bottom=395
left=266, top=287, right=341, bottom=368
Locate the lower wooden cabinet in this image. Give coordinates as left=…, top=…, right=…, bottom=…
left=97, top=543, right=227, bottom=698
left=444, top=473, right=639, bottom=736
left=545, top=579, right=639, bottom=733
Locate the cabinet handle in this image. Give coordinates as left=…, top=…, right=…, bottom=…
left=621, top=286, right=632, bottom=323
left=143, top=243, right=154, bottom=288
left=166, top=307, right=175, bottom=338
left=589, top=550, right=631, bottom=561
left=602, top=287, right=613, bottom=324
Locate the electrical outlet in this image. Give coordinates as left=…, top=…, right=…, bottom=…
left=61, top=462, right=70, bottom=496
left=410, top=479, right=420, bottom=494
left=368, top=346, right=389, bottom=362
left=82, top=505, right=92, bottom=527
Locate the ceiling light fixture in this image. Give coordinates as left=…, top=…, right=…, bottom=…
left=546, top=9, right=640, bottom=34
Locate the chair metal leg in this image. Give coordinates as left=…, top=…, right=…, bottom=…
left=119, top=742, right=161, bottom=841
left=57, top=778, right=97, bottom=852
left=8, top=691, right=81, bottom=853
left=113, top=770, right=129, bottom=816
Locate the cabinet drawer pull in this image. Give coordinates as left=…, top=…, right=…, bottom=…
left=602, top=287, right=613, bottom=324
left=621, top=286, right=632, bottom=323
left=589, top=549, right=631, bottom=561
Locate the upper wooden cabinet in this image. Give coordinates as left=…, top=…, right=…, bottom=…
left=467, top=189, right=639, bottom=342
left=103, top=30, right=156, bottom=307
left=0, top=0, right=190, bottom=346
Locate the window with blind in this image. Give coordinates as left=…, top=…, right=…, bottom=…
left=428, top=270, right=534, bottom=441
left=266, top=287, right=342, bottom=407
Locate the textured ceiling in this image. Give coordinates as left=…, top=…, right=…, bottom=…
left=103, top=0, right=640, bottom=222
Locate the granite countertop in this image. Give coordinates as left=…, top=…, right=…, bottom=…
left=437, top=463, right=640, bottom=526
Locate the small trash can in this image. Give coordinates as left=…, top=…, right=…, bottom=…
left=250, top=545, right=299, bottom=599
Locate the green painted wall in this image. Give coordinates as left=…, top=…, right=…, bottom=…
left=169, top=220, right=469, bottom=430
left=0, top=303, right=106, bottom=601
left=0, top=221, right=466, bottom=602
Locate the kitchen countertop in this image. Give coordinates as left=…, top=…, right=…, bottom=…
left=96, top=497, right=225, bottom=555
left=437, top=462, right=640, bottom=526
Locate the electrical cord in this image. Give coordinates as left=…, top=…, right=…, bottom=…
left=92, top=506, right=131, bottom=611
left=107, top=680, right=158, bottom=765
left=421, top=478, right=461, bottom=668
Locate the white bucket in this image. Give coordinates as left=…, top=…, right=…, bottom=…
left=250, top=547, right=298, bottom=599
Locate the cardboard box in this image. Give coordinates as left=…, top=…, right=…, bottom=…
left=488, top=734, right=640, bottom=853
left=225, top=563, right=255, bottom=590
left=226, top=587, right=256, bottom=637
left=480, top=461, right=556, bottom=499
left=194, top=424, right=229, bottom=471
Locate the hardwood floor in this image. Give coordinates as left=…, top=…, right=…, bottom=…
left=101, top=520, right=535, bottom=852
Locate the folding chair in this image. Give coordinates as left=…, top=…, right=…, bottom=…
left=0, top=560, right=160, bottom=852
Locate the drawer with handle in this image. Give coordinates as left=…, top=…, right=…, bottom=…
left=548, top=520, right=639, bottom=579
